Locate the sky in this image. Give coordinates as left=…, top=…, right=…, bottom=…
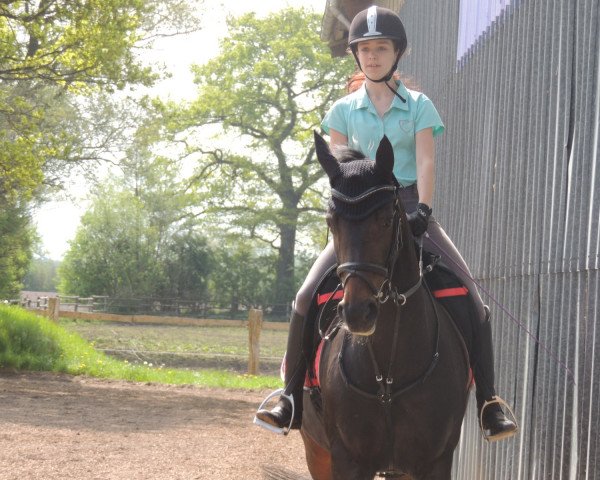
left=34, top=0, right=327, bottom=260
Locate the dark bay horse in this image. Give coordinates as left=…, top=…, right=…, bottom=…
left=299, top=133, right=470, bottom=480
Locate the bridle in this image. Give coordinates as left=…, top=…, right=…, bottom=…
left=333, top=184, right=423, bottom=307
left=314, top=147, right=442, bottom=476
left=329, top=182, right=440, bottom=475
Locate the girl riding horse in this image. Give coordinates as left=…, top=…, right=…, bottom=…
left=255, top=5, right=517, bottom=443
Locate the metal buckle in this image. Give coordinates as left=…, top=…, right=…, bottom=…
left=376, top=280, right=391, bottom=304
left=395, top=293, right=407, bottom=306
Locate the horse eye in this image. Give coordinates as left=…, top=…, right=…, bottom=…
left=383, top=217, right=393, bottom=228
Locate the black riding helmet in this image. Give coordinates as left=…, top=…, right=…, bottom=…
left=348, top=6, right=407, bottom=55
left=348, top=6, right=407, bottom=99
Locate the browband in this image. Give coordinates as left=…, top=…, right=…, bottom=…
left=331, top=185, right=397, bottom=204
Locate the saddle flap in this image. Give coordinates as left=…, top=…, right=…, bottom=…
left=424, top=261, right=475, bottom=359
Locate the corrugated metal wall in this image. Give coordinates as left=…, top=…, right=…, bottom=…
left=398, top=0, right=600, bottom=478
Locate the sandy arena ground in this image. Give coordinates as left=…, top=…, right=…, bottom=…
left=0, top=371, right=311, bottom=479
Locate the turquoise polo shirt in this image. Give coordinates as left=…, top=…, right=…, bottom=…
left=321, top=81, right=444, bottom=186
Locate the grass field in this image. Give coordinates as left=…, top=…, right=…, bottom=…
left=58, top=318, right=288, bottom=375
left=0, top=305, right=283, bottom=389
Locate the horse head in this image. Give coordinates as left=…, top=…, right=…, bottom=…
left=314, top=131, right=408, bottom=336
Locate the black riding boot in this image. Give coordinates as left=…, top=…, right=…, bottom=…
left=255, top=310, right=306, bottom=432
left=473, top=306, right=518, bottom=441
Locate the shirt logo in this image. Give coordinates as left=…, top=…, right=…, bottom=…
left=399, top=119, right=414, bottom=133
left=364, top=6, right=382, bottom=37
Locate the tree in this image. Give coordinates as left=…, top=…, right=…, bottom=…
left=58, top=188, right=160, bottom=297
left=0, top=0, right=203, bottom=199
left=0, top=0, right=202, bottom=296
left=207, top=239, right=278, bottom=313
left=0, top=0, right=201, bottom=89
left=0, top=201, right=35, bottom=298
left=58, top=153, right=212, bottom=299
left=163, top=8, right=353, bottom=306
left=23, top=256, right=60, bottom=292
left=163, top=231, right=213, bottom=299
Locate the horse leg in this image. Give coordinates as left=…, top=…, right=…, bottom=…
left=329, top=443, right=375, bottom=480
left=301, top=430, right=332, bottom=480
left=420, top=450, right=454, bottom=480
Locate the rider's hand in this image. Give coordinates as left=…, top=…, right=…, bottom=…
left=407, top=203, right=432, bottom=237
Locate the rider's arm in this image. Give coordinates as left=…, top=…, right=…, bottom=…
left=415, top=127, right=435, bottom=207
left=329, top=128, right=348, bottom=149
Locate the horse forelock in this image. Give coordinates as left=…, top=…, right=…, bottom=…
left=327, top=148, right=397, bottom=220
left=331, top=146, right=366, bottom=164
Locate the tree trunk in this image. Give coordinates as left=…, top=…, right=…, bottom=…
left=273, top=220, right=297, bottom=314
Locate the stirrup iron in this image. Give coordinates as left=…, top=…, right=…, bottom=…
left=479, top=395, right=519, bottom=442
left=253, top=388, right=295, bottom=435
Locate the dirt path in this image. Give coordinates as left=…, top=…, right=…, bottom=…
left=0, top=371, right=310, bottom=479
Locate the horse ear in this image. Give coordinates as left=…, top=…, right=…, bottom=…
left=375, top=135, right=394, bottom=174
left=314, top=131, right=340, bottom=180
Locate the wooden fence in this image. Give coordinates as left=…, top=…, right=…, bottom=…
left=20, top=295, right=100, bottom=312
left=29, top=298, right=286, bottom=375
left=19, top=292, right=292, bottom=321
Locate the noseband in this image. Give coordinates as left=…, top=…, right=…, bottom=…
left=334, top=185, right=422, bottom=306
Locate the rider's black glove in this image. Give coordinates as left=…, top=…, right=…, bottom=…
left=407, top=203, right=432, bottom=237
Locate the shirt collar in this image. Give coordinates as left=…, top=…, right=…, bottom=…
left=354, top=81, right=410, bottom=112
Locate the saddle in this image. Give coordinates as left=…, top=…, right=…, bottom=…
left=303, top=249, right=477, bottom=389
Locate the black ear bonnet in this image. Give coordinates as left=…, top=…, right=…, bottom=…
left=314, top=131, right=399, bottom=220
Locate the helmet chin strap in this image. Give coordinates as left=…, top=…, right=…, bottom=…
left=352, top=50, right=406, bottom=103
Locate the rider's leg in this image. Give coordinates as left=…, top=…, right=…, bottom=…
left=423, top=220, right=517, bottom=441
left=255, top=242, right=337, bottom=431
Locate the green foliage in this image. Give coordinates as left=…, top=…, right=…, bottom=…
left=163, top=231, right=213, bottom=299
left=23, top=257, right=60, bottom=292
left=58, top=156, right=213, bottom=299
left=207, top=240, right=278, bottom=308
left=0, top=201, right=35, bottom=299
left=0, top=1, right=203, bottom=299
left=0, top=1, right=201, bottom=199
left=58, top=189, right=152, bottom=297
left=0, top=0, right=202, bottom=89
left=163, top=7, right=353, bottom=304
left=0, top=305, right=280, bottom=389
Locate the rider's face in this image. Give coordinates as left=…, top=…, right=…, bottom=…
left=356, top=39, right=398, bottom=78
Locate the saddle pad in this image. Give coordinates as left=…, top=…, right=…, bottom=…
left=317, top=290, right=344, bottom=305
left=305, top=340, right=324, bottom=388
left=316, top=286, right=469, bottom=303
left=303, top=266, right=342, bottom=385
left=432, top=286, right=469, bottom=298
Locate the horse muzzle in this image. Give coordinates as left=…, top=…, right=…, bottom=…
left=336, top=262, right=387, bottom=336
left=337, top=297, right=379, bottom=336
